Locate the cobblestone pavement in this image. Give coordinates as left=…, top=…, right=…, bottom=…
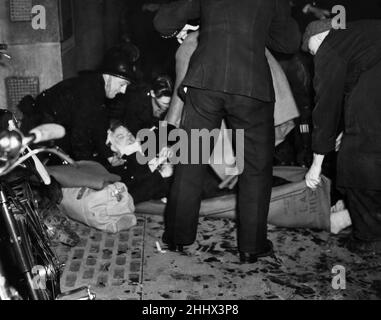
left=56, top=216, right=146, bottom=300
left=54, top=215, right=381, bottom=300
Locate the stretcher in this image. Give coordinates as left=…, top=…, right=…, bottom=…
left=135, top=166, right=331, bottom=231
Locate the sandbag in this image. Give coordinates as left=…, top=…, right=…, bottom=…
left=59, top=182, right=136, bottom=233
left=48, top=161, right=121, bottom=190
left=135, top=167, right=331, bottom=231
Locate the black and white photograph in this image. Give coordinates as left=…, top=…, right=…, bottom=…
left=0, top=0, right=380, bottom=308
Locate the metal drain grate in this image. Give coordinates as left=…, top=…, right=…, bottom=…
left=9, top=0, right=33, bottom=22
left=5, top=77, right=39, bottom=115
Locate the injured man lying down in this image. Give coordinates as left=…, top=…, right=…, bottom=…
left=105, top=119, right=351, bottom=236
left=106, top=120, right=174, bottom=204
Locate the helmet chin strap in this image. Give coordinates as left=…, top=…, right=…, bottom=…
left=103, top=74, right=118, bottom=98
left=103, top=74, right=110, bottom=94
left=151, top=97, right=164, bottom=117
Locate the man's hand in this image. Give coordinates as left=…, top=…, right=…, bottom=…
left=108, top=155, right=126, bottom=167
left=159, top=163, right=174, bottom=178
left=309, top=6, right=331, bottom=20
left=177, top=24, right=199, bottom=44
left=305, top=163, right=322, bottom=190
left=148, top=147, right=174, bottom=174
left=158, top=146, right=174, bottom=160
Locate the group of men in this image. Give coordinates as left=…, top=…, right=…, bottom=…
left=24, top=0, right=381, bottom=262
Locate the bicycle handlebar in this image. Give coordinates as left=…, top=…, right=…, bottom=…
left=0, top=124, right=75, bottom=179
left=0, top=147, right=76, bottom=177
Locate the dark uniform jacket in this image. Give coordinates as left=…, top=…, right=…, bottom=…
left=109, top=86, right=160, bottom=137
left=109, top=154, right=171, bottom=204
left=36, top=73, right=112, bottom=166
left=312, top=20, right=381, bottom=189
left=154, top=0, right=301, bottom=102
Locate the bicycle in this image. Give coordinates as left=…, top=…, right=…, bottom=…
left=0, top=113, right=95, bottom=300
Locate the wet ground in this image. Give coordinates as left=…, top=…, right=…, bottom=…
left=55, top=215, right=381, bottom=300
